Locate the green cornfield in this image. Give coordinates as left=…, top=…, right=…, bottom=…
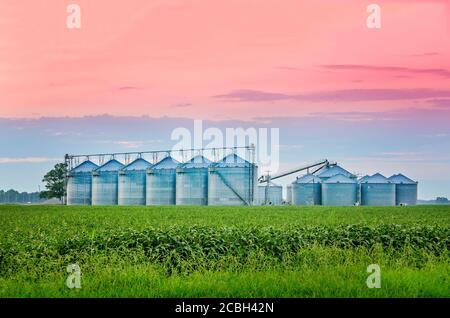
left=0, top=205, right=449, bottom=297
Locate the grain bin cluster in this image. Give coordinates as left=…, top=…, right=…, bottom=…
left=67, top=153, right=257, bottom=206
left=287, top=164, right=418, bottom=206
left=66, top=152, right=417, bottom=206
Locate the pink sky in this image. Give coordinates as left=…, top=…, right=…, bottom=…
left=0, top=0, right=449, bottom=120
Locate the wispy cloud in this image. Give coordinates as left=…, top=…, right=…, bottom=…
left=0, top=157, right=61, bottom=164
left=322, top=64, right=450, bottom=78
left=214, top=88, right=450, bottom=103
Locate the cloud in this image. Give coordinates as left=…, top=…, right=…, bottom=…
left=408, top=52, right=439, bottom=57
left=214, top=88, right=450, bottom=103
left=322, top=64, right=450, bottom=78
left=117, top=86, right=142, bottom=91
left=427, top=99, right=450, bottom=107
left=0, top=157, right=61, bottom=164
left=173, top=103, right=192, bottom=108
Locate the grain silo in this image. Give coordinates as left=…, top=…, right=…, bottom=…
left=91, top=159, right=124, bottom=205
left=66, top=160, right=98, bottom=205
left=292, top=174, right=322, bottom=205
left=360, top=173, right=395, bottom=206
left=118, top=158, right=152, bottom=205
left=255, top=182, right=283, bottom=205
left=208, top=153, right=257, bottom=206
left=317, top=164, right=356, bottom=181
left=322, top=174, right=358, bottom=206
left=176, top=155, right=211, bottom=205
left=146, top=156, right=180, bottom=205
left=388, top=174, right=418, bottom=206
left=286, top=185, right=292, bottom=204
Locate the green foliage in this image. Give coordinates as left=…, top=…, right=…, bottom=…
left=40, top=162, right=67, bottom=201
left=0, top=205, right=449, bottom=297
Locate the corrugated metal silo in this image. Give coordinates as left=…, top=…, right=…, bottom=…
left=66, top=160, right=98, bottom=205
left=292, top=174, right=322, bottom=205
left=322, top=174, right=358, bottom=206
left=255, top=182, right=283, bottom=205
left=176, top=155, right=211, bottom=205
left=317, top=164, right=356, bottom=181
left=388, top=174, right=418, bottom=206
left=360, top=173, right=395, bottom=206
left=92, top=159, right=124, bottom=205
left=208, top=153, right=257, bottom=206
left=146, top=156, right=180, bottom=205
left=286, top=185, right=292, bottom=204
left=118, top=158, right=152, bottom=205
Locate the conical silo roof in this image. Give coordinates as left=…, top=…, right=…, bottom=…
left=212, top=153, right=252, bottom=168
left=95, top=159, right=124, bottom=172
left=150, top=156, right=180, bottom=170
left=294, top=173, right=322, bottom=184
left=323, top=174, right=357, bottom=184
left=122, top=158, right=152, bottom=171
left=363, top=173, right=390, bottom=184
left=317, top=165, right=355, bottom=179
left=388, top=174, right=416, bottom=184
left=71, top=160, right=98, bottom=173
left=180, top=155, right=211, bottom=168
left=358, top=175, right=370, bottom=183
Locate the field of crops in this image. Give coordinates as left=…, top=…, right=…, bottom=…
left=0, top=205, right=449, bottom=297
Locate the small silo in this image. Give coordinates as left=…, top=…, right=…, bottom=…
left=286, top=185, right=292, bottom=204
left=388, top=174, right=418, bottom=206
left=118, top=158, right=152, bottom=205
left=322, top=174, right=358, bottom=206
left=360, top=173, right=395, bottom=206
left=176, top=155, right=211, bottom=205
left=317, top=164, right=356, bottom=181
left=208, top=153, right=257, bottom=206
left=66, top=160, right=98, bottom=205
left=92, top=159, right=124, bottom=205
left=292, top=174, right=322, bottom=205
left=146, top=156, right=180, bottom=205
left=255, top=182, right=283, bottom=205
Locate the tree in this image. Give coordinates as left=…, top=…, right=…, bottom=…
left=40, top=162, right=68, bottom=203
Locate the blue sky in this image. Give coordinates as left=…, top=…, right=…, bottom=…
left=1, top=112, right=449, bottom=199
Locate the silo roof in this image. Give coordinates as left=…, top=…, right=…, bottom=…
left=323, top=174, right=357, bottom=184
left=95, top=159, right=124, bottom=172
left=388, top=174, right=417, bottom=184
left=212, top=153, right=253, bottom=168
left=358, top=175, right=370, bottom=183
left=71, top=160, right=98, bottom=173
left=362, top=173, right=391, bottom=184
left=317, top=165, right=355, bottom=179
left=150, top=156, right=180, bottom=170
left=122, top=158, right=152, bottom=171
left=294, top=173, right=322, bottom=184
left=180, top=155, right=211, bottom=168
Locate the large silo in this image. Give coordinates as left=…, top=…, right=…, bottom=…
left=292, top=174, right=322, bottom=205
left=322, top=174, right=358, bottom=206
left=208, top=153, right=257, bottom=206
left=360, top=173, right=395, bottom=206
left=255, top=183, right=283, bottom=206
left=388, top=174, right=418, bottom=206
left=91, top=159, right=124, bottom=205
left=176, top=155, right=211, bottom=205
left=146, top=156, right=180, bottom=205
left=118, top=158, right=152, bottom=205
left=317, top=164, right=356, bottom=181
left=66, top=160, right=98, bottom=205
